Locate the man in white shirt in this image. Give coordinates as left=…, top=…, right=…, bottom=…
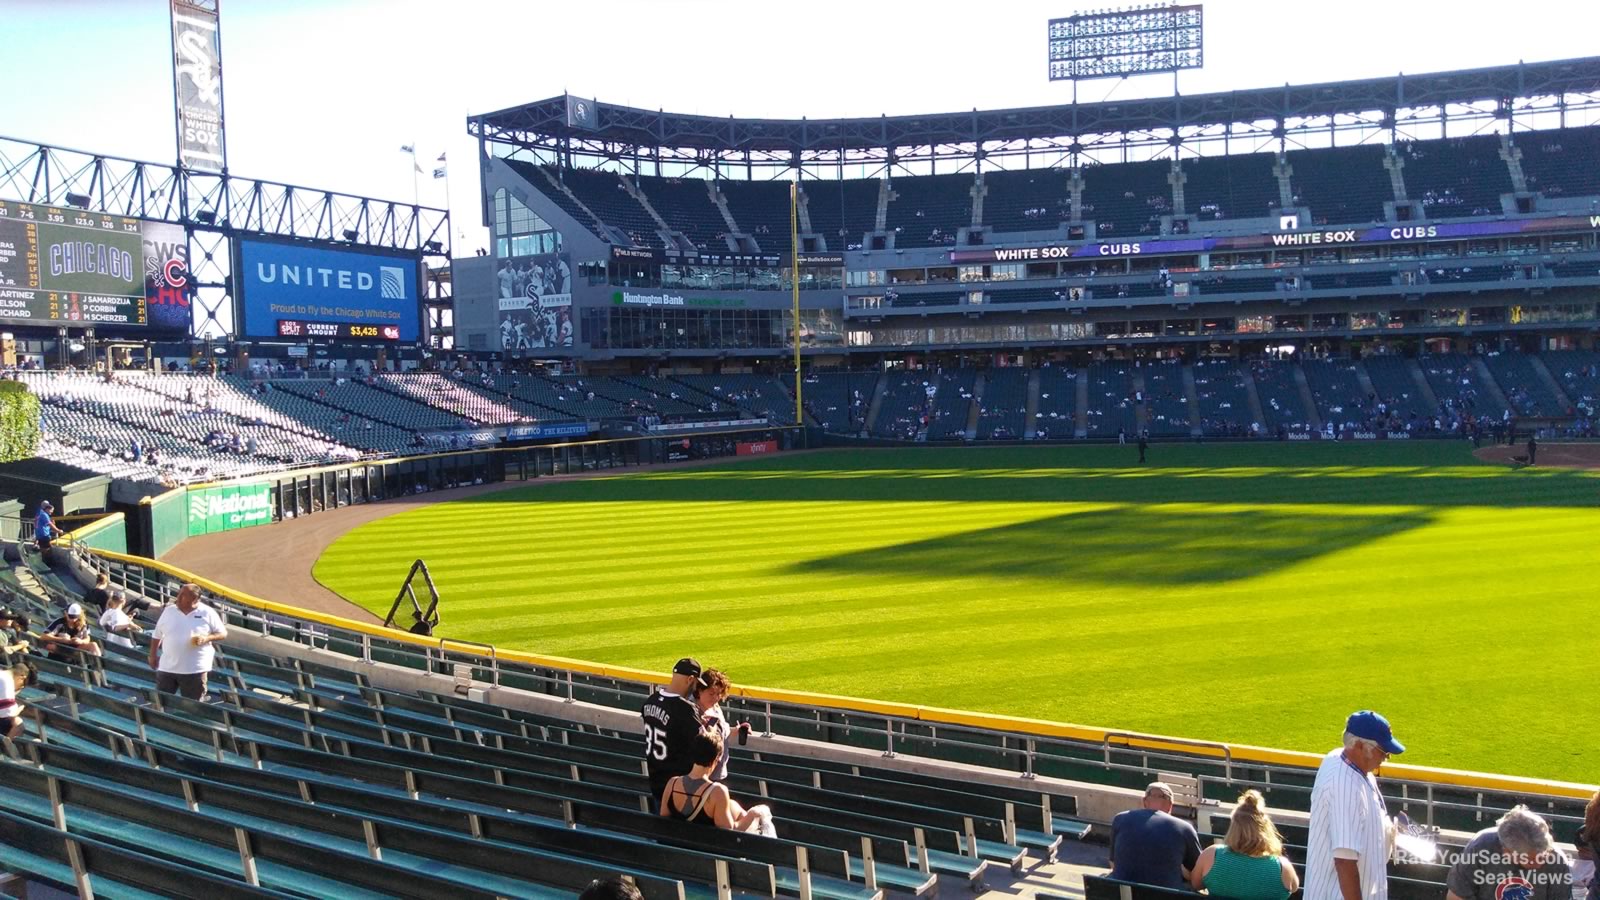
left=147, top=583, right=226, bottom=700
left=1306, top=710, right=1408, bottom=900
left=98, top=593, right=143, bottom=649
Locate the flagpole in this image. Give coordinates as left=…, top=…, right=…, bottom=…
left=410, top=141, right=419, bottom=207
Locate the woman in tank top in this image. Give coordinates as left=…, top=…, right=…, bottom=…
left=1190, top=790, right=1299, bottom=900
left=658, top=730, right=775, bottom=836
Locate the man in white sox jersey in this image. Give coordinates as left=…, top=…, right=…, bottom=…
left=640, top=657, right=706, bottom=807
left=1306, top=711, right=1407, bottom=900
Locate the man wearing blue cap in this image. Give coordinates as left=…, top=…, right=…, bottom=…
left=1306, top=710, right=1407, bottom=900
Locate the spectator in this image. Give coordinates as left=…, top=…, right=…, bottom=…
left=658, top=730, right=775, bottom=836
left=40, top=603, right=99, bottom=661
left=0, top=660, right=37, bottom=739
left=1110, top=782, right=1203, bottom=889
left=1446, top=806, right=1573, bottom=900
left=1192, top=790, right=1300, bottom=900
left=1575, top=791, right=1597, bottom=900
left=579, top=879, right=644, bottom=900
left=34, top=500, right=57, bottom=550
left=694, top=667, right=750, bottom=782
left=99, top=593, right=143, bottom=649
left=148, top=583, right=227, bottom=700
left=82, top=572, right=112, bottom=613
left=641, top=657, right=706, bottom=808
left=1305, top=710, right=1406, bottom=900
left=0, top=608, right=29, bottom=666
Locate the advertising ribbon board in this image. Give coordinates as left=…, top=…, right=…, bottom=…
left=187, top=482, right=273, bottom=536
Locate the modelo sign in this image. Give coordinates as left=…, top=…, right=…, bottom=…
left=187, top=483, right=273, bottom=536
left=239, top=238, right=422, bottom=341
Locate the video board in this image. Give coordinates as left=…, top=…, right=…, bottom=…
left=237, top=238, right=422, bottom=342
left=0, top=200, right=191, bottom=330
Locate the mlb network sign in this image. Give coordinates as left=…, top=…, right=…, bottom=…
left=239, top=239, right=420, bottom=341
left=187, top=483, right=273, bottom=536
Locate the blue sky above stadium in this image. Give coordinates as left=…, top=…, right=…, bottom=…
left=5, top=0, right=1595, bottom=254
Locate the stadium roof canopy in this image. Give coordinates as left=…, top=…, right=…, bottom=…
left=470, top=57, right=1600, bottom=171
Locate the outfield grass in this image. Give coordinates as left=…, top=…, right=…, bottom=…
left=313, top=442, right=1600, bottom=783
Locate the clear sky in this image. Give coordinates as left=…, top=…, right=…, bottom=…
left=5, top=0, right=1597, bottom=255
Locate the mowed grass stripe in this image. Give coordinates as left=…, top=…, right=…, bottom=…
left=313, top=443, right=1600, bottom=783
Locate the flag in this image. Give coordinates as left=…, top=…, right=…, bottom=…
left=414, top=162, right=424, bottom=174
left=399, top=144, right=414, bottom=153
left=432, top=167, right=447, bottom=179
left=436, top=152, right=447, bottom=162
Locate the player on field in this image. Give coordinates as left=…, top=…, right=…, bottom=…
left=641, top=657, right=706, bottom=806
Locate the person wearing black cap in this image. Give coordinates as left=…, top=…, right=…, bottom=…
left=1305, top=710, right=1407, bottom=900
left=0, top=608, right=30, bottom=666
left=641, top=657, right=707, bottom=808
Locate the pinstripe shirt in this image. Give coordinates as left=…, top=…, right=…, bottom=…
left=1306, top=749, right=1392, bottom=900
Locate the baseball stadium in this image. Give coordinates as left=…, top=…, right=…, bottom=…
left=0, top=2, right=1598, bottom=898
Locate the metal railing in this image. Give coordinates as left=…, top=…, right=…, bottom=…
left=53, top=539, right=1596, bottom=834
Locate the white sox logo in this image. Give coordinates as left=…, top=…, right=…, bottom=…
left=176, top=28, right=219, bottom=105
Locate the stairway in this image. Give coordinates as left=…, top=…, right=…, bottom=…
left=1293, top=364, right=1324, bottom=432
left=1528, top=355, right=1574, bottom=414
left=707, top=180, right=743, bottom=249
left=1351, top=359, right=1379, bottom=402
left=863, top=375, right=890, bottom=436
left=537, top=168, right=610, bottom=236
left=1181, top=364, right=1202, bottom=437
left=1025, top=369, right=1042, bottom=439
left=1240, top=363, right=1268, bottom=432
left=1074, top=369, right=1089, bottom=438
left=618, top=174, right=674, bottom=242
left=1470, top=357, right=1513, bottom=413
left=1132, top=371, right=1149, bottom=434
left=965, top=373, right=985, bottom=440
left=1407, top=359, right=1441, bottom=411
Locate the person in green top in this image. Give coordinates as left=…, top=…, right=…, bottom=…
left=1191, top=790, right=1301, bottom=900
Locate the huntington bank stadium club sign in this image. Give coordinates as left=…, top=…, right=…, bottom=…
left=948, top=215, right=1600, bottom=264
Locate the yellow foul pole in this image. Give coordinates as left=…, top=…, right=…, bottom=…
left=790, top=181, right=803, bottom=427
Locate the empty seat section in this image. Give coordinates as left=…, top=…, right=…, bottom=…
left=555, top=167, right=661, bottom=247
left=1084, top=363, right=1137, bottom=438
left=669, top=373, right=797, bottom=424
left=1419, top=353, right=1509, bottom=424
left=885, top=173, right=972, bottom=247
left=489, top=374, right=621, bottom=419
left=274, top=379, right=471, bottom=430
left=873, top=371, right=936, bottom=440
left=717, top=179, right=795, bottom=250
left=1140, top=362, right=1190, bottom=437
left=1181, top=152, right=1279, bottom=222
left=804, top=372, right=876, bottom=434
left=1302, top=359, right=1375, bottom=431
left=925, top=369, right=977, bottom=440
left=1479, top=352, right=1563, bottom=417
left=636, top=175, right=726, bottom=250
left=1247, top=360, right=1314, bottom=431
left=1360, top=356, right=1436, bottom=423
left=1191, top=360, right=1255, bottom=436
left=1285, top=143, right=1391, bottom=225
left=1397, top=134, right=1510, bottom=219
left=1081, top=158, right=1171, bottom=237
left=976, top=368, right=1028, bottom=440
left=982, top=168, right=1071, bottom=233
left=801, top=178, right=881, bottom=250
left=1034, top=366, right=1078, bottom=439
left=501, top=159, right=606, bottom=239
left=1518, top=125, right=1600, bottom=199
left=1542, top=349, right=1600, bottom=416
left=376, top=373, right=541, bottom=425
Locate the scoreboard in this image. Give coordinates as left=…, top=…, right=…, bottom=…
left=0, top=200, right=151, bottom=326
left=275, top=319, right=402, bottom=341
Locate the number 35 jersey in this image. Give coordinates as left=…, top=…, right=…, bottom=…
left=640, top=688, right=703, bottom=793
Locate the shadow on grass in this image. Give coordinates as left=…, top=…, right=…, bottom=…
left=786, top=506, right=1434, bottom=586
left=462, top=464, right=1600, bottom=509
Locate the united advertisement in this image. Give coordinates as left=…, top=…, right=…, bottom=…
left=497, top=251, right=574, bottom=350
left=238, top=238, right=422, bottom=341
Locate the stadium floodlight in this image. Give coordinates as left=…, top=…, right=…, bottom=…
left=64, top=192, right=92, bottom=209
left=193, top=208, right=217, bottom=225
left=1048, top=3, right=1203, bottom=83
left=342, top=228, right=360, bottom=241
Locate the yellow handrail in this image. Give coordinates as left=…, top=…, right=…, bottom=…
left=90, top=546, right=1598, bottom=802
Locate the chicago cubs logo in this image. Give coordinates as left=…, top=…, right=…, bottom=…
left=1495, top=876, right=1534, bottom=900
